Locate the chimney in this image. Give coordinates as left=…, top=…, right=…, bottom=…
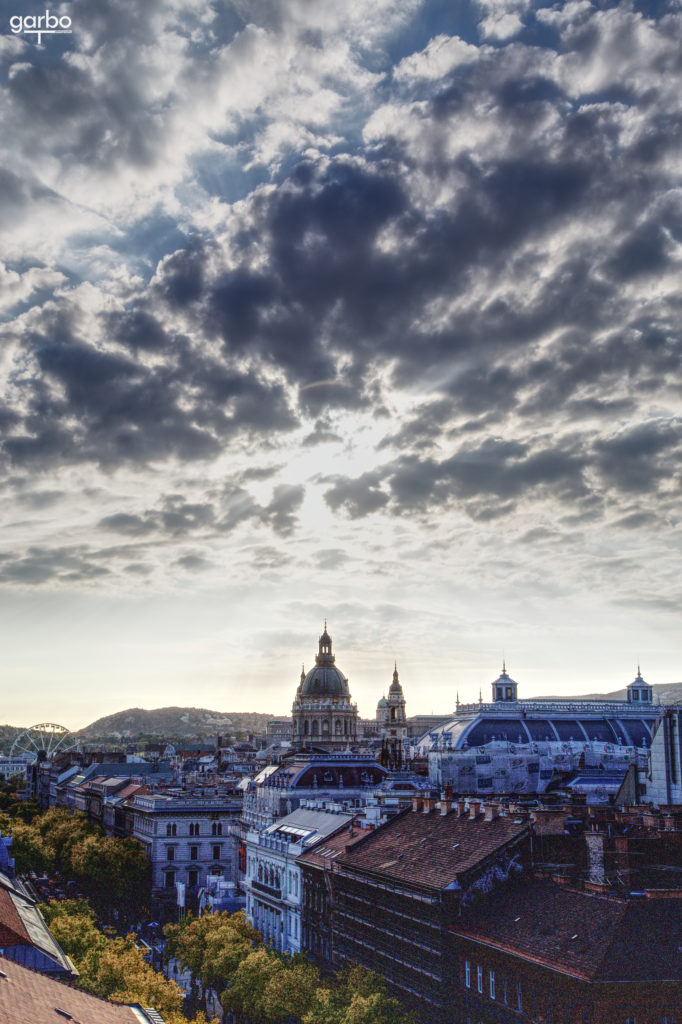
left=412, top=796, right=423, bottom=813
left=484, top=802, right=500, bottom=822
left=423, top=796, right=436, bottom=813
left=457, top=800, right=468, bottom=817
left=470, top=800, right=482, bottom=818
left=440, top=790, right=453, bottom=816
left=585, top=831, right=606, bottom=886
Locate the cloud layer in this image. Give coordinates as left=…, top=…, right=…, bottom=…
left=0, top=0, right=680, bottom=717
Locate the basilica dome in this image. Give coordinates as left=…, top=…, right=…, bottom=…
left=299, top=626, right=350, bottom=697
left=292, top=625, right=358, bottom=751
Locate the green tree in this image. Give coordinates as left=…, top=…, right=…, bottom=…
left=262, top=958, right=320, bottom=1023
left=303, top=968, right=413, bottom=1024
left=164, top=910, right=262, bottom=1013
left=39, top=900, right=105, bottom=964
left=221, top=948, right=283, bottom=1023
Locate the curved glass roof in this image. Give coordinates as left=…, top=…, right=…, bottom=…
left=422, top=707, right=658, bottom=751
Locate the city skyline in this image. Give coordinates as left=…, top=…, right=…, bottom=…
left=0, top=0, right=680, bottom=730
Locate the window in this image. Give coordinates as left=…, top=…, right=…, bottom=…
left=213, top=845, right=221, bottom=860
left=212, top=822, right=222, bottom=836
left=489, top=970, right=495, bottom=1000
left=167, top=847, right=175, bottom=861
left=188, top=869, right=198, bottom=887
left=517, top=981, right=523, bottom=1012
left=166, top=823, right=176, bottom=837
left=189, top=822, right=200, bottom=836
left=465, top=961, right=471, bottom=988
left=190, top=845, right=198, bottom=860
left=165, top=870, right=175, bottom=887
left=477, top=966, right=483, bottom=994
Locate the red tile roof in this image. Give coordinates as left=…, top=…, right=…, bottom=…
left=0, top=954, right=162, bottom=1023
left=297, top=818, right=371, bottom=869
left=339, top=807, right=530, bottom=890
left=451, top=879, right=682, bottom=982
left=0, top=889, right=30, bottom=946
left=117, top=783, right=145, bottom=800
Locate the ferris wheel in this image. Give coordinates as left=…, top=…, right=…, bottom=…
left=10, top=723, right=77, bottom=761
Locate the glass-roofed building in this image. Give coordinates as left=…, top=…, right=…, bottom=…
left=419, top=666, right=663, bottom=801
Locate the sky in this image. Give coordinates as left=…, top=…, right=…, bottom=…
left=0, top=0, right=680, bottom=731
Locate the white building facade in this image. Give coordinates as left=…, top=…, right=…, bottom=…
left=244, top=807, right=352, bottom=954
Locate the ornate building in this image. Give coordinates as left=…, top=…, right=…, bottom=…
left=421, top=665, right=662, bottom=800
left=378, top=664, right=408, bottom=765
left=291, top=625, right=358, bottom=751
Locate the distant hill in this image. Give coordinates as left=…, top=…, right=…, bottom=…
left=0, top=725, right=24, bottom=752
left=76, top=706, right=274, bottom=741
left=536, top=682, right=682, bottom=704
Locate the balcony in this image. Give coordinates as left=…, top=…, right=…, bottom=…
left=251, top=879, right=282, bottom=900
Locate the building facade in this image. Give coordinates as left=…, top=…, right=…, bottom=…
left=130, top=792, right=241, bottom=921
left=331, top=798, right=532, bottom=1020
left=244, top=807, right=353, bottom=954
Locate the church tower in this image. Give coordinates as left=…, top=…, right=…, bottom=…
left=291, top=625, right=358, bottom=751
left=380, top=664, right=408, bottom=767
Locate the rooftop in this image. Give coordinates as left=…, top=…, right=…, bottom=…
left=0, top=874, right=74, bottom=975
left=0, top=953, right=163, bottom=1023
left=263, top=807, right=353, bottom=848
left=297, top=816, right=373, bottom=869
left=452, top=878, right=682, bottom=982
left=340, top=806, right=530, bottom=890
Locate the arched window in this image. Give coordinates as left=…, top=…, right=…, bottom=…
left=335, top=720, right=342, bottom=734
left=258, top=863, right=263, bottom=881
left=312, top=721, right=319, bottom=736
left=304, top=720, right=309, bottom=736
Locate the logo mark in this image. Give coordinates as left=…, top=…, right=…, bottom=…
left=9, top=10, right=73, bottom=45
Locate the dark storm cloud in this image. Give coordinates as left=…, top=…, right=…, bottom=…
left=1, top=0, right=679, bottom=540
left=388, top=439, right=588, bottom=509
left=12, top=488, right=65, bottom=510
left=316, top=548, right=351, bottom=571
left=326, top=417, right=682, bottom=522
left=0, top=546, right=110, bottom=585
left=2, top=304, right=298, bottom=471
left=0, top=168, right=62, bottom=227
left=97, top=513, right=159, bottom=537
left=97, top=482, right=305, bottom=546
left=175, top=553, right=211, bottom=572
left=594, top=421, right=682, bottom=494
left=260, top=484, right=305, bottom=537
left=324, top=470, right=390, bottom=519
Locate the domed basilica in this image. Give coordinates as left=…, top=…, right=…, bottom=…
left=291, top=624, right=358, bottom=750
